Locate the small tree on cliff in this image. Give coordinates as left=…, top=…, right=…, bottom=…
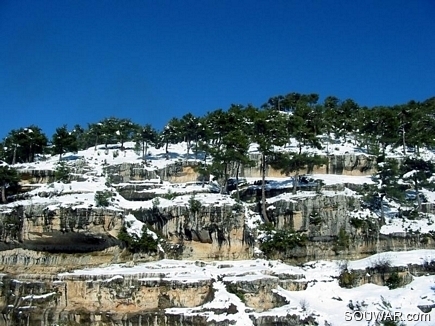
left=0, top=165, right=20, bottom=203
left=250, top=109, right=288, bottom=223
left=401, top=157, right=435, bottom=211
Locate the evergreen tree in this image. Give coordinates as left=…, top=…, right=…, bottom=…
left=401, top=157, right=435, bottom=211
left=135, top=124, right=158, bottom=160
left=397, top=103, right=413, bottom=155
left=0, top=165, right=20, bottom=203
left=261, top=95, right=284, bottom=111
left=290, top=101, right=322, bottom=154
left=377, top=158, right=402, bottom=199
left=374, top=158, right=403, bottom=224
left=114, top=119, right=139, bottom=150
left=52, top=125, right=78, bottom=160
left=281, top=92, right=303, bottom=112
left=204, top=108, right=229, bottom=146
left=180, top=113, right=200, bottom=161
left=87, top=122, right=101, bottom=150
left=160, top=117, right=183, bottom=160
left=323, top=95, right=340, bottom=150
left=196, top=116, right=213, bottom=160
left=359, top=106, right=399, bottom=155
left=71, top=124, right=87, bottom=150
left=338, top=99, right=360, bottom=141
left=404, top=100, right=435, bottom=155
left=2, top=126, right=48, bottom=164
left=250, top=108, right=288, bottom=222
left=208, top=126, right=253, bottom=196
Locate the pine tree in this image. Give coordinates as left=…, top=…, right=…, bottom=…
left=71, top=124, right=87, bottom=150
left=52, top=125, right=78, bottom=160
left=180, top=113, right=200, bottom=161
left=136, top=124, right=158, bottom=160
left=2, top=126, right=48, bottom=164
left=204, top=108, right=228, bottom=146
left=290, top=103, right=322, bottom=154
left=372, top=158, right=403, bottom=224
left=114, top=119, right=139, bottom=150
left=160, top=118, right=183, bottom=160
left=401, top=157, right=435, bottom=211
left=208, top=127, right=253, bottom=196
left=87, top=122, right=104, bottom=150
left=0, top=165, right=20, bottom=203
left=250, top=108, right=288, bottom=222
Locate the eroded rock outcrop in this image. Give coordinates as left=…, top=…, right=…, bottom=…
left=0, top=205, right=122, bottom=253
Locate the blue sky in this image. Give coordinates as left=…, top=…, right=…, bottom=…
left=1, top=0, right=434, bottom=139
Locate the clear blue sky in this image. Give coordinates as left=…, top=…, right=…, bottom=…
left=1, top=0, right=434, bottom=139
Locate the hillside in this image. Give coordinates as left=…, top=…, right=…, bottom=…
left=1, top=134, right=435, bottom=325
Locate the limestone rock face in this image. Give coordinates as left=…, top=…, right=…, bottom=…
left=268, top=193, right=360, bottom=235
left=241, top=153, right=376, bottom=178
left=0, top=259, right=317, bottom=326
left=0, top=273, right=213, bottom=326
left=19, top=169, right=56, bottom=184
left=81, top=153, right=377, bottom=188
left=0, top=205, right=122, bottom=253
left=0, top=166, right=432, bottom=325
left=134, top=203, right=251, bottom=260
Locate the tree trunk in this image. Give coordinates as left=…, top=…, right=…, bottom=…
left=29, top=144, right=33, bottom=162
left=194, top=135, right=198, bottom=160
left=202, top=151, right=208, bottom=188
left=221, top=164, right=228, bottom=194
left=12, top=145, right=17, bottom=165
left=235, top=162, right=240, bottom=200
left=293, top=170, right=299, bottom=194
left=94, top=133, right=99, bottom=151
left=142, top=140, right=145, bottom=158
left=380, top=194, right=386, bottom=225
left=402, top=127, right=406, bottom=155
left=414, top=178, right=422, bottom=211
left=1, top=185, right=6, bottom=203
left=186, top=140, right=190, bottom=162
left=261, top=153, right=270, bottom=223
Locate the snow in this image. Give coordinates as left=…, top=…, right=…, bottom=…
left=381, top=214, right=435, bottom=236
left=404, top=170, right=418, bottom=179
left=21, top=292, right=57, bottom=301
left=57, top=250, right=435, bottom=326
left=124, top=213, right=144, bottom=238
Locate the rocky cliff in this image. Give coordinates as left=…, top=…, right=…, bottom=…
left=16, top=152, right=376, bottom=186
left=1, top=146, right=433, bottom=325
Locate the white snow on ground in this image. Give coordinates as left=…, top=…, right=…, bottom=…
left=124, top=213, right=144, bottom=238
left=13, top=141, right=195, bottom=175
left=381, top=214, right=435, bottom=236
left=58, top=250, right=435, bottom=326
